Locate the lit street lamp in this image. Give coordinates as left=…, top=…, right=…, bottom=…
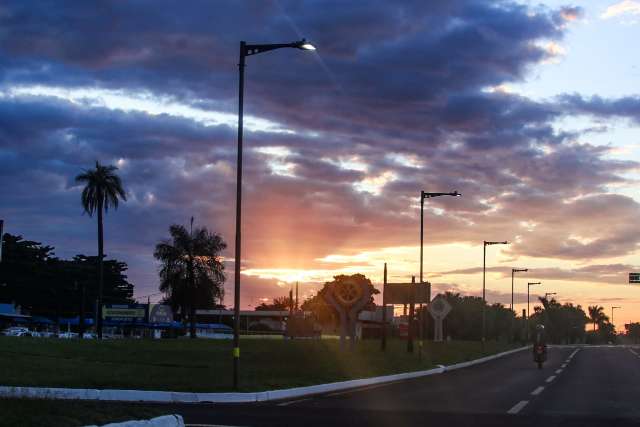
left=483, top=240, right=509, bottom=345
left=233, top=38, right=315, bottom=389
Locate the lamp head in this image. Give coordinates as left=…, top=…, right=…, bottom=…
left=296, top=39, right=316, bottom=51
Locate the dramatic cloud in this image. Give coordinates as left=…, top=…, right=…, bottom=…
left=1, top=0, right=638, bottom=308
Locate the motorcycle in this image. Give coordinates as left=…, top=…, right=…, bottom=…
left=533, top=344, right=547, bottom=369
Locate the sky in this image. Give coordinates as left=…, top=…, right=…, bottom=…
left=1, top=0, right=640, bottom=329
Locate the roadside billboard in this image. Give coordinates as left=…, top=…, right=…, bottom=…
left=102, top=304, right=146, bottom=324
left=148, top=304, right=173, bottom=323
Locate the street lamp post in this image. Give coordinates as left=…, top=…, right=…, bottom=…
left=419, top=191, right=460, bottom=349
left=511, top=268, right=528, bottom=312
left=482, top=240, right=508, bottom=346
left=612, top=306, right=621, bottom=326
left=527, top=281, right=541, bottom=339
left=510, top=268, right=527, bottom=343
left=233, top=39, right=315, bottom=389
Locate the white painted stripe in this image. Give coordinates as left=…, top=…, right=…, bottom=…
left=555, top=369, right=562, bottom=374
left=545, top=375, right=556, bottom=383
left=326, top=382, right=392, bottom=397
left=277, top=398, right=310, bottom=406
left=507, top=400, right=529, bottom=414
left=561, top=364, right=567, bottom=368
left=569, top=349, right=579, bottom=358
left=531, top=386, right=545, bottom=396
left=630, top=349, right=638, bottom=356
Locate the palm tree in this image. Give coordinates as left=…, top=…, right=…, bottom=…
left=588, top=305, right=606, bottom=331
left=154, top=221, right=226, bottom=338
left=75, top=161, right=127, bottom=339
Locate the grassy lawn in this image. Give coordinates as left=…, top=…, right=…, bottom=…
left=0, top=337, right=519, bottom=392
left=0, top=398, right=170, bottom=427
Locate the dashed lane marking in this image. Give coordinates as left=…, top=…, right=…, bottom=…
left=555, top=369, right=563, bottom=374
left=325, top=382, right=395, bottom=397
left=507, top=400, right=529, bottom=414
left=277, top=398, right=311, bottom=407
left=561, top=364, right=567, bottom=368
left=531, top=386, right=545, bottom=396
left=545, top=375, right=556, bottom=383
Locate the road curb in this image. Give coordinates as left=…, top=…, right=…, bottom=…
left=0, top=346, right=528, bottom=403
left=84, top=414, right=184, bottom=427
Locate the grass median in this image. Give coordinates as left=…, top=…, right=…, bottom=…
left=0, top=337, right=520, bottom=392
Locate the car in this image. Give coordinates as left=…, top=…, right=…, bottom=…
left=2, top=327, right=33, bottom=337
left=57, top=332, right=79, bottom=339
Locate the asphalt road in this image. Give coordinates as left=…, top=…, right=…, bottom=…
left=167, top=346, right=640, bottom=427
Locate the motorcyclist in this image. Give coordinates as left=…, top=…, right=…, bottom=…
left=533, top=324, right=547, bottom=364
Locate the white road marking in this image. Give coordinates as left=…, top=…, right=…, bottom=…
left=277, top=398, right=311, bottom=406
left=531, top=386, right=545, bottom=396
left=569, top=349, right=579, bottom=358
left=630, top=349, right=638, bottom=356
left=565, top=359, right=571, bottom=363
left=561, top=364, right=567, bottom=368
left=507, top=400, right=529, bottom=414
left=545, top=375, right=556, bottom=383
left=326, top=382, right=393, bottom=397
left=555, top=369, right=563, bottom=374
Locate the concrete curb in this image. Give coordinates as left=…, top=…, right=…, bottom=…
left=84, top=414, right=184, bottom=427
left=0, top=346, right=528, bottom=403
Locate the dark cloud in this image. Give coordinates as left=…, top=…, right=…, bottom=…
left=0, top=0, right=636, bottom=306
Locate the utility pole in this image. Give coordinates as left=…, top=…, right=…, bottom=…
left=295, top=281, right=299, bottom=312
left=381, top=262, right=387, bottom=351
left=407, top=276, right=416, bottom=353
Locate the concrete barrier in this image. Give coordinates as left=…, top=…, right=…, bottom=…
left=0, top=346, right=528, bottom=404
left=84, top=414, right=184, bottom=427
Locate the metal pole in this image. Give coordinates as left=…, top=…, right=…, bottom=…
left=232, top=41, right=246, bottom=390
left=381, top=262, right=387, bottom=351
left=407, top=275, right=415, bottom=353
left=511, top=270, right=514, bottom=313
left=419, top=192, right=425, bottom=352
left=0, top=219, right=4, bottom=263
left=420, top=191, right=424, bottom=284
left=482, top=243, right=486, bottom=347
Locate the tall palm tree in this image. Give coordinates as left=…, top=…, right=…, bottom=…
left=588, top=305, right=606, bottom=331
left=75, top=161, right=127, bottom=338
left=154, top=221, right=226, bottom=338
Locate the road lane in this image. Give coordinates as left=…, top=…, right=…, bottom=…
left=524, top=346, right=640, bottom=418
left=279, top=346, right=572, bottom=413
left=170, top=346, right=640, bottom=426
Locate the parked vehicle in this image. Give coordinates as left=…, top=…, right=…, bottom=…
left=2, top=327, right=33, bottom=337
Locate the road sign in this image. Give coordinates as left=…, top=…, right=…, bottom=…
left=428, top=295, right=452, bottom=319
left=384, top=282, right=431, bottom=304
left=428, top=295, right=451, bottom=342
left=630, top=273, right=640, bottom=284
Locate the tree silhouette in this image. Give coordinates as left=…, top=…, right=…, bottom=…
left=154, top=222, right=226, bottom=338
left=588, top=305, right=608, bottom=331
left=75, top=161, right=126, bottom=338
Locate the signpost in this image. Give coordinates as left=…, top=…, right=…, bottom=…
left=629, top=273, right=640, bottom=284
left=381, top=269, right=431, bottom=353
left=428, top=295, right=452, bottom=342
